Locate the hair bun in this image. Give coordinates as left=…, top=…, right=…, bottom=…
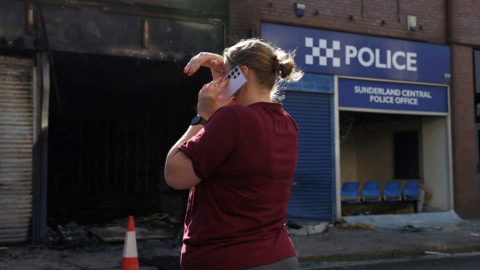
left=278, top=59, right=294, bottom=79
left=273, top=50, right=296, bottom=79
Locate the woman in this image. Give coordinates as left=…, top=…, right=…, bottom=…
left=165, top=38, right=303, bottom=270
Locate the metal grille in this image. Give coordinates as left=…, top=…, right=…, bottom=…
left=283, top=91, right=335, bottom=222
left=0, top=55, right=34, bottom=243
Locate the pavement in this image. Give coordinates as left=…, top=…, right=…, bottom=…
left=1, top=211, right=480, bottom=269
left=292, top=212, right=480, bottom=267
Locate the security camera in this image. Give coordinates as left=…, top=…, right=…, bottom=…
left=294, top=3, right=306, bottom=17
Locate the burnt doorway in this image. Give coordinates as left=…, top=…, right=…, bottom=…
left=48, top=52, right=209, bottom=224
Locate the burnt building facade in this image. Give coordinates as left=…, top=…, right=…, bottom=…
left=0, top=0, right=226, bottom=243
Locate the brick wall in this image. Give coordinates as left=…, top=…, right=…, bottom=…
left=229, top=0, right=446, bottom=44
left=449, top=0, right=480, bottom=45
left=450, top=45, right=478, bottom=218
left=228, top=0, right=262, bottom=44
left=449, top=0, right=480, bottom=217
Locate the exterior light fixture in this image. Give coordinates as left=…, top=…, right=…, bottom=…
left=407, top=15, right=417, bottom=31
left=294, top=3, right=306, bottom=17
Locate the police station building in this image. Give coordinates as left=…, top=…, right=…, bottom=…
left=262, top=23, right=452, bottom=222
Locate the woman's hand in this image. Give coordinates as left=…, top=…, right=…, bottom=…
left=197, top=77, right=235, bottom=120
left=184, top=52, right=225, bottom=79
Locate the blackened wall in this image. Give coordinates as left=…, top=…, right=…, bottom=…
left=0, top=0, right=229, bottom=225
left=0, top=0, right=227, bottom=61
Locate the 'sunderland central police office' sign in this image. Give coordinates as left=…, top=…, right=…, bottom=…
left=338, top=78, right=448, bottom=114
left=261, top=23, right=450, bottom=113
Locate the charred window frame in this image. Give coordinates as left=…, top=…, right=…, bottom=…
left=394, top=131, right=420, bottom=179
left=475, top=50, right=480, bottom=172
left=475, top=50, right=480, bottom=123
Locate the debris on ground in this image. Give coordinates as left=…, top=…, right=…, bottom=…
left=335, top=219, right=377, bottom=230
left=87, top=225, right=173, bottom=243
left=0, top=213, right=183, bottom=270
left=45, top=213, right=181, bottom=249
left=399, top=224, right=443, bottom=232
left=286, top=222, right=330, bottom=236
left=441, top=225, right=460, bottom=230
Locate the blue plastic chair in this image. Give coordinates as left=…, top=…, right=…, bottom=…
left=341, top=182, right=360, bottom=203
left=403, top=181, right=420, bottom=201
left=362, top=181, right=381, bottom=202
left=383, top=182, right=402, bottom=201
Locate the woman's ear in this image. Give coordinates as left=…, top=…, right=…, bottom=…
left=241, top=66, right=249, bottom=79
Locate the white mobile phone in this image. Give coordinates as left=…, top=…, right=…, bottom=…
left=217, top=66, right=247, bottom=103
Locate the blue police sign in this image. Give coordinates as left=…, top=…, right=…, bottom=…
left=261, top=23, right=451, bottom=84
left=338, top=78, right=448, bottom=114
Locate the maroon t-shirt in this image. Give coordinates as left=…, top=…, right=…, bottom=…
left=178, top=102, right=299, bottom=270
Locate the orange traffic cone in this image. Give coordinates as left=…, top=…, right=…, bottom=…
left=121, top=216, right=139, bottom=270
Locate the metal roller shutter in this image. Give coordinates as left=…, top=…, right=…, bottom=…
left=283, top=91, right=335, bottom=222
left=0, top=55, right=34, bottom=243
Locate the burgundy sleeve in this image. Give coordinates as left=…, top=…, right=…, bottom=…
left=178, top=107, right=239, bottom=179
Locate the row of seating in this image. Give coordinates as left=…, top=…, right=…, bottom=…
left=341, top=181, right=420, bottom=203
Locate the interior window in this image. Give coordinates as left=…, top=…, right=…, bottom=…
left=394, top=131, right=420, bottom=179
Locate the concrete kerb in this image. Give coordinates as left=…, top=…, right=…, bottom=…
left=297, top=243, right=480, bottom=263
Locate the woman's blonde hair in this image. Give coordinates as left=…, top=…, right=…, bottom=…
left=223, top=38, right=303, bottom=102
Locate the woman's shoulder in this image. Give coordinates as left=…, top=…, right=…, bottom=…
left=213, top=104, right=254, bottom=118
left=208, top=105, right=243, bottom=125
left=211, top=103, right=287, bottom=123
left=208, top=105, right=262, bottom=129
